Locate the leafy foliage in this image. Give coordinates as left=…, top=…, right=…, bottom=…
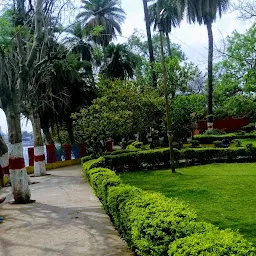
left=214, top=25, right=256, bottom=118
left=82, top=154, right=255, bottom=256
left=101, top=43, right=137, bottom=79
left=72, top=79, right=164, bottom=152
left=77, top=0, right=126, bottom=47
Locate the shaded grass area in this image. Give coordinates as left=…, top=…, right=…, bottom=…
left=118, top=163, right=256, bottom=245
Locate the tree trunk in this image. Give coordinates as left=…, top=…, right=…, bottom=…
left=0, top=136, right=9, bottom=185
left=142, top=0, right=157, bottom=87
left=166, top=32, right=172, bottom=57
left=160, top=29, right=176, bottom=173
left=41, top=117, right=54, bottom=144
left=206, top=20, right=214, bottom=129
left=66, top=118, right=75, bottom=145
left=6, top=104, right=31, bottom=203
left=32, top=112, right=46, bottom=177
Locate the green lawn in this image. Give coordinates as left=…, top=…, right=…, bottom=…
left=118, top=163, right=256, bottom=245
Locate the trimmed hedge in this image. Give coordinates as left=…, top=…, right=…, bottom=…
left=81, top=149, right=141, bottom=164
left=82, top=147, right=256, bottom=171
left=82, top=159, right=255, bottom=256
left=168, top=229, right=255, bottom=256
left=82, top=147, right=256, bottom=172
left=194, top=133, right=256, bottom=144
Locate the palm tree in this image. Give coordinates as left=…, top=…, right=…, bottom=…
left=186, top=0, right=229, bottom=128
left=65, top=21, right=92, bottom=62
left=148, top=0, right=184, bottom=56
left=101, top=43, right=136, bottom=80
left=77, top=0, right=126, bottom=47
left=142, top=0, right=157, bottom=87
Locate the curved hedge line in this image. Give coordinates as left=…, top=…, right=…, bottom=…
left=83, top=147, right=256, bottom=171
left=194, top=133, right=256, bottom=144
left=82, top=158, right=255, bottom=256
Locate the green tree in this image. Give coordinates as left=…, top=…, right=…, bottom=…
left=77, top=0, right=126, bottom=47
left=128, top=31, right=185, bottom=61
left=186, top=0, right=230, bottom=127
left=214, top=25, right=256, bottom=118
left=148, top=0, right=184, bottom=56
left=154, top=57, right=198, bottom=98
left=72, top=79, right=164, bottom=153
left=100, top=43, right=137, bottom=80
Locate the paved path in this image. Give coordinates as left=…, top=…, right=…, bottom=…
left=0, top=166, right=133, bottom=256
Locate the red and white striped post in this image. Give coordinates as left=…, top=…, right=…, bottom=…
left=9, top=143, right=31, bottom=203
left=34, top=146, right=46, bottom=176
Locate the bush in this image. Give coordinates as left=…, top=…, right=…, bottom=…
left=81, top=155, right=94, bottom=164
left=82, top=154, right=255, bottom=256
left=168, top=229, right=255, bottom=256
left=242, top=123, right=255, bottom=133
left=190, top=140, right=200, bottom=148
left=107, top=185, right=142, bottom=236
left=104, top=148, right=181, bottom=171
left=203, top=128, right=226, bottom=135
left=121, top=193, right=201, bottom=255
left=194, top=133, right=256, bottom=144
left=213, top=141, right=222, bottom=148
left=131, top=141, right=143, bottom=149
left=234, top=139, right=242, bottom=147
left=246, top=143, right=253, bottom=149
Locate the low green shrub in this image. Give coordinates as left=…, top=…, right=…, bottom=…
left=246, top=143, right=253, bottom=149
left=120, top=192, right=199, bottom=255
left=190, top=140, right=200, bottom=148
left=168, top=229, right=255, bottom=256
left=194, top=133, right=256, bottom=144
left=81, top=155, right=94, bottom=163
left=82, top=157, right=105, bottom=180
left=82, top=155, right=255, bottom=256
left=234, top=139, right=242, bottom=147
left=90, top=168, right=120, bottom=204
left=242, top=123, right=255, bottom=133
left=213, top=140, right=222, bottom=148
left=203, top=128, right=226, bottom=135
left=103, top=147, right=256, bottom=171
left=131, top=141, right=143, bottom=149
left=104, top=148, right=180, bottom=171
left=107, top=185, right=142, bottom=235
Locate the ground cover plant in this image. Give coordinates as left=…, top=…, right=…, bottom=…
left=118, top=163, right=256, bottom=245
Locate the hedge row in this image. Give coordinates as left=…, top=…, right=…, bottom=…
left=194, top=133, right=256, bottom=144
left=82, top=158, right=255, bottom=256
left=81, top=149, right=141, bottom=164
left=85, top=147, right=256, bottom=171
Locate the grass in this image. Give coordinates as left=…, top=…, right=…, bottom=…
left=118, top=163, right=256, bottom=245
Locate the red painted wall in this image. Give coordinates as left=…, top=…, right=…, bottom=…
left=196, top=117, right=250, bottom=134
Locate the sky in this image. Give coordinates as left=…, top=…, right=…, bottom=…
left=0, top=0, right=253, bottom=134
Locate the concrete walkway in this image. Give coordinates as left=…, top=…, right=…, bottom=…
left=0, top=166, right=133, bottom=256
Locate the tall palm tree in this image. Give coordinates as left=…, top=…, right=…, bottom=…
left=186, top=0, right=229, bottom=128
left=142, top=0, right=157, bottom=87
left=65, top=21, right=92, bottom=62
left=77, top=0, right=126, bottom=47
left=148, top=0, right=184, bottom=56
left=101, top=43, right=136, bottom=80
